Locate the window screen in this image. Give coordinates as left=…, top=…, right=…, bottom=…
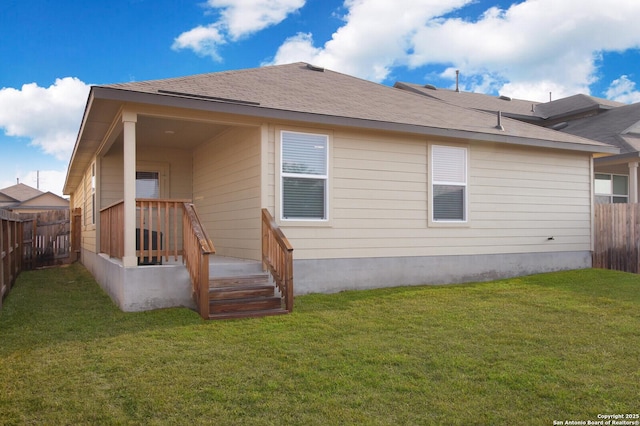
left=432, top=145, right=467, bottom=221
left=281, top=131, right=328, bottom=220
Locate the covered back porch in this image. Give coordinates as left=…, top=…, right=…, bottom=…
left=79, top=104, right=292, bottom=318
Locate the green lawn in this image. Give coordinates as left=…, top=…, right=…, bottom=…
left=1, top=264, right=639, bottom=425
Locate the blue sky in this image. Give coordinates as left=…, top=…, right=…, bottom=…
left=1, top=0, right=640, bottom=196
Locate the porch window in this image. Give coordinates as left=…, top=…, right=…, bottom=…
left=431, top=145, right=467, bottom=222
left=136, top=171, right=160, bottom=199
left=281, top=131, right=328, bottom=220
left=595, top=173, right=628, bottom=204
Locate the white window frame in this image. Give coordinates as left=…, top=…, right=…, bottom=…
left=429, top=144, right=469, bottom=225
left=135, top=162, right=169, bottom=199
left=279, top=130, right=330, bottom=223
left=595, top=173, right=628, bottom=204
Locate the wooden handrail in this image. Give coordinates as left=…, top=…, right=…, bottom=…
left=182, top=203, right=215, bottom=319
left=261, top=208, right=294, bottom=312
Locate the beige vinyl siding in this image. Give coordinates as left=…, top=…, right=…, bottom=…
left=100, top=146, right=192, bottom=206
left=137, top=147, right=192, bottom=199
left=271, top=127, right=592, bottom=260
left=193, top=126, right=262, bottom=260
left=77, top=160, right=96, bottom=253
left=101, top=149, right=124, bottom=208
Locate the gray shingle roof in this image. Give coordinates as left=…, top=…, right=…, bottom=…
left=534, top=94, right=624, bottom=120
left=100, top=62, right=612, bottom=150
left=394, top=82, right=540, bottom=119
left=560, top=102, right=640, bottom=154
left=395, top=82, right=624, bottom=122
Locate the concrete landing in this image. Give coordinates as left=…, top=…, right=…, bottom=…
left=209, top=256, right=264, bottom=278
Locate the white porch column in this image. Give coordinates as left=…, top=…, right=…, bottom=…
left=122, top=111, right=138, bottom=267
left=629, top=162, right=638, bottom=203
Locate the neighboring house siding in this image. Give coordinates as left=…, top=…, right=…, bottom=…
left=271, top=127, right=591, bottom=260
left=193, top=126, right=262, bottom=260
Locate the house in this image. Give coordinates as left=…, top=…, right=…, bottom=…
left=556, top=103, right=640, bottom=204
left=0, top=183, right=69, bottom=214
left=63, top=62, right=617, bottom=318
left=395, top=82, right=637, bottom=203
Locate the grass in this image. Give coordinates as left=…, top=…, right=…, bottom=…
left=1, top=263, right=639, bottom=425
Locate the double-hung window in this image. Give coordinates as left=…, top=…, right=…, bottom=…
left=431, top=145, right=467, bottom=222
left=281, top=131, right=328, bottom=221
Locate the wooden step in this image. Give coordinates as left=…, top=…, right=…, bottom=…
left=206, top=271, right=286, bottom=320
left=209, top=284, right=274, bottom=300
left=208, top=308, right=288, bottom=320
left=210, top=296, right=282, bottom=314
left=210, top=274, right=270, bottom=287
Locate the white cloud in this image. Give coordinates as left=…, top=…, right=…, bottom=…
left=606, top=75, right=640, bottom=104
left=268, top=0, right=640, bottom=101
left=172, top=25, right=226, bottom=60
left=0, top=77, right=90, bottom=161
left=173, top=0, right=305, bottom=59
left=270, top=0, right=472, bottom=82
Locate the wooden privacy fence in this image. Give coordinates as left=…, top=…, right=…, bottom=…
left=1, top=209, right=23, bottom=309
left=21, top=209, right=75, bottom=270
left=593, top=203, right=640, bottom=273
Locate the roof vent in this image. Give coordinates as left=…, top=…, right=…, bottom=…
left=498, top=95, right=512, bottom=101
left=550, top=121, right=568, bottom=130
left=424, top=84, right=437, bottom=90
left=306, top=63, right=325, bottom=72
left=495, top=111, right=505, bottom=131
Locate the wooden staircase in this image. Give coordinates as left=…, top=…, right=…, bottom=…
left=182, top=206, right=293, bottom=320
left=208, top=259, right=288, bottom=320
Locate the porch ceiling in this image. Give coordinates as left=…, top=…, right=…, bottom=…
left=135, top=115, right=230, bottom=149
left=64, top=97, right=233, bottom=194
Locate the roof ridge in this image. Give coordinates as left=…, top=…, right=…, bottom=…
left=101, top=62, right=308, bottom=89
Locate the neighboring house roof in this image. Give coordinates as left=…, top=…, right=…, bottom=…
left=65, top=63, right=618, bottom=194
left=0, top=183, right=69, bottom=211
left=559, top=102, right=640, bottom=155
left=394, top=82, right=541, bottom=121
left=534, top=94, right=624, bottom=121
left=395, top=83, right=624, bottom=123
left=0, top=183, right=44, bottom=202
